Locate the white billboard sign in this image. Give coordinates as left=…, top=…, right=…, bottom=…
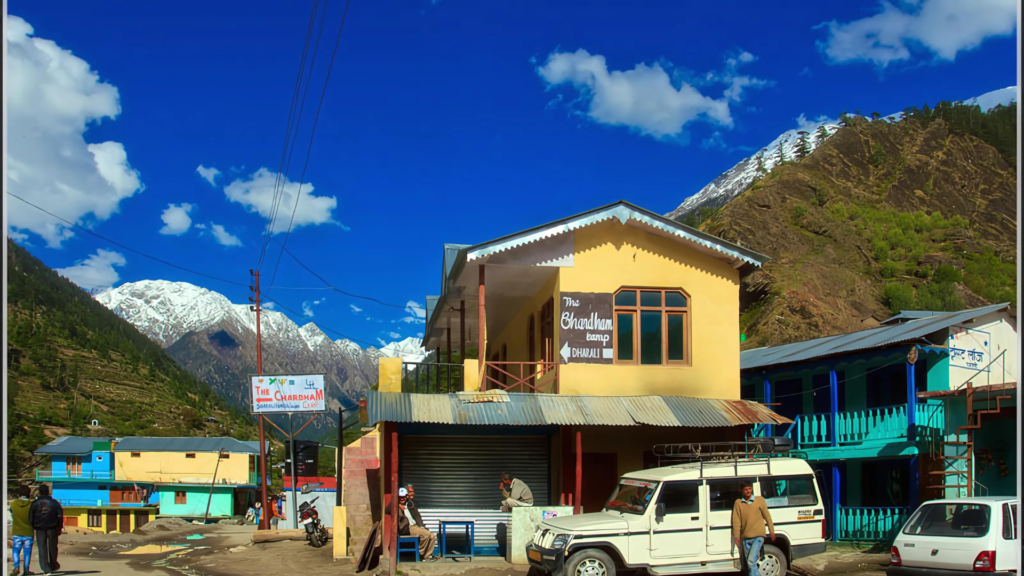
left=250, top=374, right=327, bottom=414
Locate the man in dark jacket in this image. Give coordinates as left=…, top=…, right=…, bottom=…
left=29, top=484, right=63, bottom=575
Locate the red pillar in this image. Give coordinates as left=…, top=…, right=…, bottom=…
left=478, top=265, right=486, bottom=388
left=389, top=425, right=399, bottom=575
left=574, top=429, right=582, bottom=515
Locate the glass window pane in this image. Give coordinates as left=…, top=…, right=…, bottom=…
left=658, top=482, right=700, bottom=514
left=640, top=291, right=661, bottom=307
left=665, top=292, right=687, bottom=308
left=667, top=314, right=685, bottom=361
left=707, top=479, right=756, bottom=511
left=760, top=475, right=818, bottom=508
left=640, top=311, right=663, bottom=364
left=616, top=313, right=634, bottom=361
left=615, top=290, right=636, bottom=306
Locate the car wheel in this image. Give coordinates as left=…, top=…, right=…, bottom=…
left=757, top=544, right=787, bottom=576
left=566, top=549, right=616, bottom=576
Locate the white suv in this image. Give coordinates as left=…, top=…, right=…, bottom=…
left=889, top=497, right=1019, bottom=575
left=526, top=456, right=826, bottom=576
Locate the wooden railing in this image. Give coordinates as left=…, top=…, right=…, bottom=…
left=401, top=362, right=464, bottom=394
left=37, top=470, right=114, bottom=481
left=482, top=361, right=558, bottom=393
left=762, top=400, right=945, bottom=450
left=837, top=506, right=908, bottom=541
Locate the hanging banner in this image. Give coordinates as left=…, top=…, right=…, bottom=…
left=558, top=292, right=614, bottom=364
left=250, top=374, right=327, bottom=414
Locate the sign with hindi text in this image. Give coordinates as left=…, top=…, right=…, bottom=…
left=250, top=374, right=327, bottom=414
left=949, top=326, right=990, bottom=372
left=559, top=292, right=614, bottom=364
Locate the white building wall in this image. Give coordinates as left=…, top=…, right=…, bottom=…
left=947, top=311, right=1017, bottom=390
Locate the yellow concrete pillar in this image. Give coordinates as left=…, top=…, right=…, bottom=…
left=333, top=505, right=348, bottom=558
left=378, top=358, right=403, bottom=392
left=463, top=359, right=480, bottom=392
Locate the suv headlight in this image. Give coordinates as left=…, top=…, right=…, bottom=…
left=552, top=534, right=572, bottom=549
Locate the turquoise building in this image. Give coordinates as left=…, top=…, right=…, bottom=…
left=741, top=303, right=1016, bottom=542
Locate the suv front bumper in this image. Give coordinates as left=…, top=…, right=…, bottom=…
left=526, top=543, right=565, bottom=576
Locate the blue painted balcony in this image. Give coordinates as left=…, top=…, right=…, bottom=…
left=750, top=400, right=944, bottom=459
left=837, top=506, right=909, bottom=541
left=36, top=469, right=115, bottom=481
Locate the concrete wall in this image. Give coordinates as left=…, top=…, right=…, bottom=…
left=52, top=482, right=110, bottom=506
left=50, top=450, right=113, bottom=476
left=116, top=451, right=253, bottom=485
left=948, top=311, right=1017, bottom=389
left=62, top=506, right=153, bottom=533
left=343, top=430, right=381, bottom=556
left=156, top=486, right=235, bottom=518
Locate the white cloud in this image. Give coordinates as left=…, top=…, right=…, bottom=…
left=350, top=304, right=363, bottom=314
left=701, top=131, right=726, bottom=150
left=6, top=15, right=144, bottom=247
left=159, top=203, right=193, bottom=235
left=388, top=332, right=402, bottom=339
left=223, top=168, right=342, bottom=233
left=537, top=49, right=733, bottom=139
left=263, top=301, right=276, bottom=310
left=817, top=0, right=1017, bottom=67
left=401, top=300, right=427, bottom=324
left=194, top=223, right=208, bottom=229
left=209, top=223, right=242, bottom=247
left=302, top=301, right=315, bottom=317
left=795, top=113, right=835, bottom=133
left=376, top=338, right=387, bottom=346
left=196, top=165, right=221, bottom=186
left=416, top=332, right=424, bottom=338
left=56, top=249, right=126, bottom=291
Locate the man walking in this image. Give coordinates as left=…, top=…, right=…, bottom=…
left=29, top=485, right=63, bottom=576
left=731, top=482, right=774, bottom=576
left=9, top=485, right=35, bottom=576
left=499, top=472, right=533, bottom=512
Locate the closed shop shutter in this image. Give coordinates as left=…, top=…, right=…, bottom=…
left=400, top=435, right=549, bottom=509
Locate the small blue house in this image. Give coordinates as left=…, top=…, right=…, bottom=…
left=741, top=303, right=1016, bottom=542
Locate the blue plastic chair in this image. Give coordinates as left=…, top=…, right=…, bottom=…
left=398, top=536, right=420, bottom=562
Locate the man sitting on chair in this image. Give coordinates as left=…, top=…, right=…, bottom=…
left=397, top=487, right=437, bottom=561
left=499, top=472, right=534, bottom=512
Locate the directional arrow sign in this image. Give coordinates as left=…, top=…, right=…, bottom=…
left=558, top=292, right=614, bottom=364
left=560, top=341, right=571, bottom=363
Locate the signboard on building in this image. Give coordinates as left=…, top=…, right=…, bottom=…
left=949, top=326, right=990, bottom=372
left=558, top=292, right=614, bottom=364
left=250, top=374, right=327, bottom=414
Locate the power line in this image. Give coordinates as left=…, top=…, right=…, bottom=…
left=257, top=0, right=326, bottom=271
left=762, top=356, right=914, bottom=400
left=270, top=239, right=409, bottom=309
left=7, top=192, right=246, bottom=288
left=267, top=0, right=354, bottom=289
left=261, top=295, right=382, bottom=348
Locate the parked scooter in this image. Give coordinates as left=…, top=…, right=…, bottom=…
left=298, top=483, right=329, bottom=548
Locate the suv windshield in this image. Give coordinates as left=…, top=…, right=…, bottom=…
left=903, top=503, right=991, bottom=538
left=605, top=479, right=659, bottom=514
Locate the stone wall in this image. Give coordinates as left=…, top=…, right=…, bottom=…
left=343, top=432, right=381, bottom=556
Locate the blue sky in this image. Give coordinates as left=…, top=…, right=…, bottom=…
left=6, top=0, right=1018, bottom=348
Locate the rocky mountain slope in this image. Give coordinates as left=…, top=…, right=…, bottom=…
left=668, top=86, right=1017, bottom=223
left=692, top=100, right=1017, bottom=349
left=95, top=281, right=425, bottom=434
left=6, top=241, right=257, bottom=477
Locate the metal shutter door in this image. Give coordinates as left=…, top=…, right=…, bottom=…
left=400, top=435, right=549, bottom=509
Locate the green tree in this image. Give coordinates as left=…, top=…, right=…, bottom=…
left=756, top=151, right=768, bottom=175
left=883, top=283, right=915, bottom=314
left=815, top=125, right=831, bottom=146
left=795, top=131, right=812, bottom=160
left=870, top=111, right=881, bottom=121
left=775, top=140, right=787, bottom=165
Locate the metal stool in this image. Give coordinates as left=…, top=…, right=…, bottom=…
left=398, top=536, right=420, bottom=562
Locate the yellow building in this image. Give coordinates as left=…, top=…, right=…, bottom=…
left=362, top=202, right=789, bottom=558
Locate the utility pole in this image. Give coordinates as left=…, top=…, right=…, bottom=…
left=250, top=270, right=269, bottom=530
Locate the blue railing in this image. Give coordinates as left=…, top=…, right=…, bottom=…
left=752, top=400, right=945, bottom=449
left=837, top=506, right=908, bottom=541
left=37, top=470, right=114, bottom=481
left=56, top=498, right=107, bottom=507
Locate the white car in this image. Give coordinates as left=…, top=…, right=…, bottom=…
left=527, top=451, right=826, bottom=576
left=889, top=496, right=1019, bottom=575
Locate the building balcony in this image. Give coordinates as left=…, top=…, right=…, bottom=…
left=36, top=470, right=114, bottom=482
left=751, top=400, right=944, bottom=458
left=387, top=359, right=559, bottom=395
left=837, top=506, right=908, bottom=542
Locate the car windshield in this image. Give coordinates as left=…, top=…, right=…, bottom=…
left=903, top=503, right=991, bottom=538
left=605, top=479, right=659, bottom=514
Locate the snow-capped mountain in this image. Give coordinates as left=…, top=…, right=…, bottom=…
left=95, top=280, right=425, bottom=432
left=666, top=86, right=1018, bottom=222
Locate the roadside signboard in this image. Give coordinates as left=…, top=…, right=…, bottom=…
left=558, top=292, right=614, bottom=364
left=250, top=374, right=327, bottom=414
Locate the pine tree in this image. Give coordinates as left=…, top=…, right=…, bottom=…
left=795, top=131, right=812, bottom=160
left=815, top=125, right=831, bottom=145
left=870, top=111, right=881, bottom=121
left=776, top=140, right=787, bottom=165
left=838, top=112, right=851, bottom=126
left=756, top=151, right=768, bottom=175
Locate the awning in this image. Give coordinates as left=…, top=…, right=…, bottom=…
left=367, top=389, right=790, bottom=428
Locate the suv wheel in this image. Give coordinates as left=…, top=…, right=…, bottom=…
left=565, top=549, right=616, bottom=576
left=757, top=544, right=787, bottom=576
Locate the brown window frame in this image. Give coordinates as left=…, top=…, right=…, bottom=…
left=185, top=453, right=196, bottom=459
left=174, top=491, right=187, bottom=505
left=130, top=452, right=141, bottom=458
left=613, top=287, right=691, bottom=367
left=88, top=509, right=103, bottom=527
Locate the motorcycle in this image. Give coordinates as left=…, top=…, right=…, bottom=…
left=298, top=483, right=329, bottom=548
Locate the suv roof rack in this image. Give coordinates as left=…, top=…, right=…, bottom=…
left=652, top=438, right=793, bottom=476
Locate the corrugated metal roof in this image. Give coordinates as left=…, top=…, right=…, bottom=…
left=113, top=437, right=261, bottom=454
left=34, top=436, right=117, bottom=455
left=880, top=310, right=949, bottom=325
left=368, top=390, right=789, bottom=427
left=741, top=303, right=1011, bottom=371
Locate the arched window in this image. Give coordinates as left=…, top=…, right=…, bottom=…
left=613, top=288, right=690, bottom=366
